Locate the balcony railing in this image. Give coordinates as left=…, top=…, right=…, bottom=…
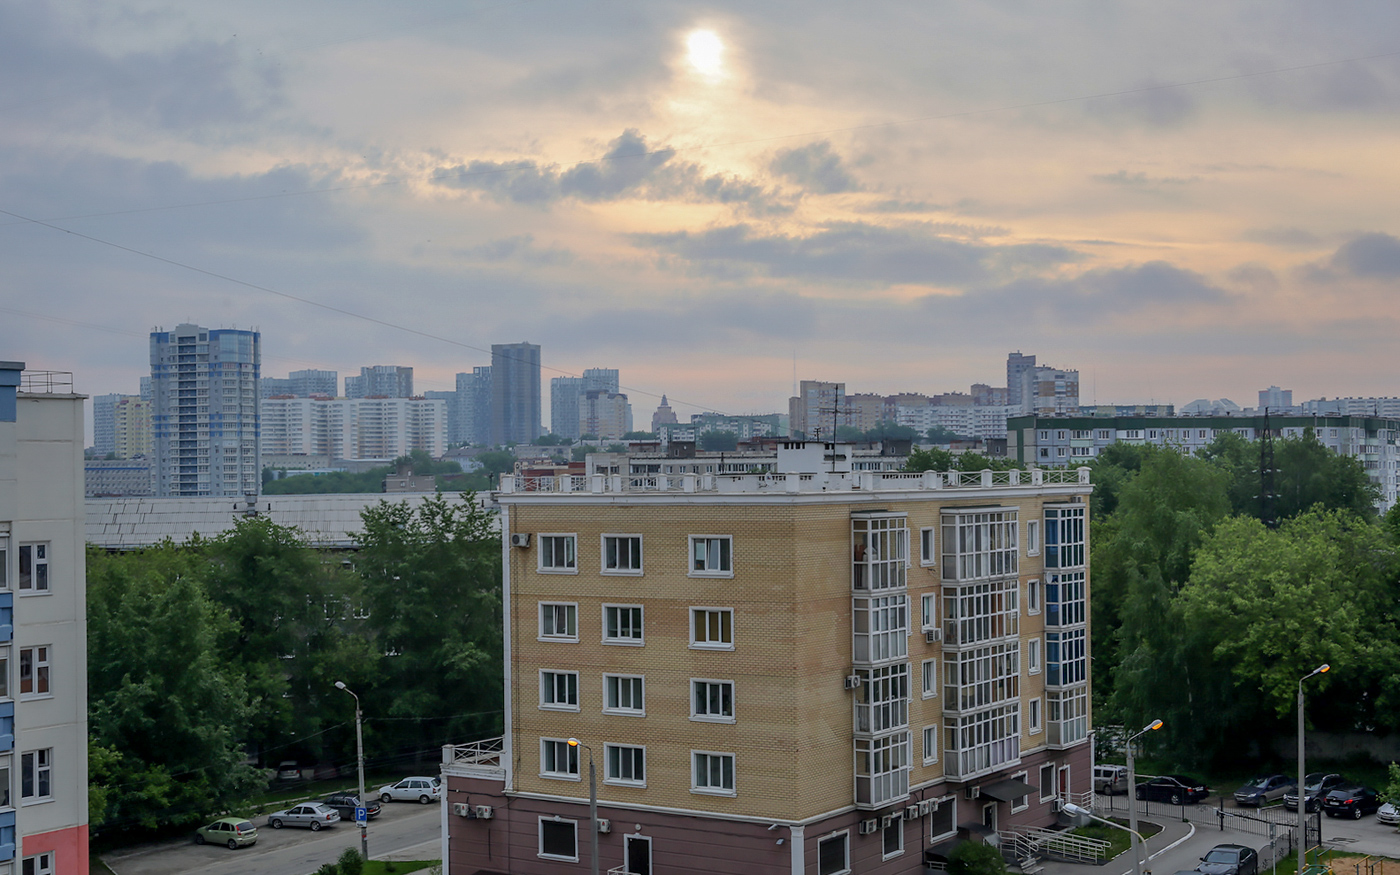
left=17, top=371, right=73, bottom=394
left=502, top=467, right=1090, bottom=495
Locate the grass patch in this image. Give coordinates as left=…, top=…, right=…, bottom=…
left=89, top=857, right=118, bottom=875
left=363, top=861, right=439, bottom=875
left=1069, top=818, right=1163, bottom=860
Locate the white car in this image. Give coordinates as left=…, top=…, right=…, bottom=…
left=1378, top=802, right=1400, bottom=825
left=268, top=802, right=340, bottom=831
left=378, top=776, right=442, bottom=804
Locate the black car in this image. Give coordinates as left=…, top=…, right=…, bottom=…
left=323, top=793, right=382, bottom=821
left=1197, top=844, right=1259, bottom=875
left=1283, top=773, right=1345, bottom=812
left=1322, top=785, right=1380, bottom=819
left=1137, top=774, right=1210, bottom=805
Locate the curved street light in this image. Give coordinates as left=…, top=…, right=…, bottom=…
left=1126, top=719, right=1164, bottom=875
left=567, top=738, right=599, bottom=875
left=335, top=681, right=369, bottom=862
left=1298, top=665, right=1330, bottom=875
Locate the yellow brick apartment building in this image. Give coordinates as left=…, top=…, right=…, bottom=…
left=443, top=446, right=1093, bottom=875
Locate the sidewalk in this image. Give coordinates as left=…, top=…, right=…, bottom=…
left=1039, top=816, right=1198, bottom=875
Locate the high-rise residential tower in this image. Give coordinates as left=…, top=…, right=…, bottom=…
left=490, top=343, right=541, bottom=446
left=345, top=365, right=413, bottom=399
left=550, top=377, right=584, bottom=440
left=150, top=324, right=261, bottom=497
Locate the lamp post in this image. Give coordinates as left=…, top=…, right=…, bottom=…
left=335, top=681, right=369, bottom=861
left=1126, top=718, right=1164, bottom=875
left=1062, top=802, right=1146, bottom=868
left=1297, top=664, right=1329, bottom=875
left=567, top=738, right=599, bottom=875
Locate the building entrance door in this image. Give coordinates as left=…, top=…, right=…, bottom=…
left=625, top=834, right=652, bottom=875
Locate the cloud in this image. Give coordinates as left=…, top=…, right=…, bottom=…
left=1330, top=233, right=1400, bottom=278
left=633, top=221, right=1082, bottom=286
left=770, top=141, right=861, bottom=193
left=1092, top=170, right=1200, bottom=187
left=1086, top=81, right=1197, bottom=128
left=432, top=129, right=789, bottom=212
left=1240, top=227, right=1323, bottom=250
left=456, top=234, right=575, bottom=267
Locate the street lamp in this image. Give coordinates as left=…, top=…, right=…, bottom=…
left=1297, top=664, right=1329, bottom=875
left=567, top=738, right=599, bottom=875
left=335, top=681, right=369, bottom=862
left=1062, top=802, right=1146, bottom=869
left=1126, top=718, right=1164, bottom=875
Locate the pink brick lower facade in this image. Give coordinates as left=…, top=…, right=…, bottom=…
left=445, top=745, right=1091, bottom=875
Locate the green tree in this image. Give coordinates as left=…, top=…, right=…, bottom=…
left=357, top=494, right=504, bottom=757
left=1197, top=431, right=1262, bottom=518
left=904, top=447, right=953, bottom=472
left=1273, top=429, right=1378, bottom=520
left=699, top=430, right=738, bottom=451
left=1085, top=442, right=1154, bottom=520
left=948, top=840, right=1008, bottom=875
left=622, top=430, right=653, bottom=440
left=864, top=420, right=918, bottom=441
left=88, top=544, right=265, bottom=830
left=473, top=450, right=518, bottom=483
left=925, top=425, right=959, bottom=444
left=1383, top=762, right=1400, bottom=803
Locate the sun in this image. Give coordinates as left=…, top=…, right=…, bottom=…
left=685, top=29, right=725, bottom=79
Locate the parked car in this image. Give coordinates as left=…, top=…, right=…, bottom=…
left=1322, top=785, right=1381, bottom=819
left=1136, top=774, right=1210, bottom=805
left=1197, top=844, right=1259, bottom=875
left=194, top=817, right=258, bottom=849
left=1233, top=774, right=1295, bottom=807
left=323, top=793, right=382, bottom=821
left=1095, top=765, right=1130, bottom=795
left=1377, top=801, right=1400, bottom=825
left=268, top=802, right=341, bottom=830
left=1283, top=773, right=1345, bottom=812
left=378, top=776, right=442, bottom=804
left=275, top=760, right=303, bottom=781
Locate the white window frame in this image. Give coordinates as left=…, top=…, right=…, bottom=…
left=922, top=724, right=939, bottom=765
left=537, top=815, right=579, bottom=862
left=690, top=678, right=736, bottom=723
left=601, top=534, right=643, bottom=575
left=17, top=543, right=48, bottom=594
left=688, top=535, right=733, bottom=577
left=920, top=593, right=937, bottom=632
left=537, top=534, right=578, bottom=573
left=540, top=738, right=581, bottom=781
left=20, top=748, right=51, bottom=803
left=1028, top=638, right=1042, bottom=675
left=919, top=527, right=936, bottom=566
left=539, top=602, right=578, bottom=642
left=882, top=814, right=904, bottom=860
left=603, top=674, right=645, bottom=716
left=1011, top=770, right=1030, bottom=812
left=603, top=743, right=647, bottom=788
left=690, top=607, right=734, bottom=650
left=601, top=604, right=644, bottom=646
left=1029, top=697, right=1043, bottom=735
left=1026, top=520, right=1040, bottom=556
left=0, top=645, right=9, bottom=699
left=21, top=852, right=54, bottom=875
left=930, top=797, right=958, bottom=841
left=691, top=750, right=736, bottom=796
left=817, top=831, right=851, bottom=875
left=1027, top=579, right=1040, bottom=614
left=539, top=670, right=579, bottom=711
left=921, top=658, right=938, bottom=700
left=19, top=646, right=49, bottom=698
left=1039, top=763, right=1055, bottom=802
left=0, top=534, right=8, bottom=589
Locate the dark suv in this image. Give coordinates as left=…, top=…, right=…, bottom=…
left=323, top=793, right=382, bottom=821
left=1284, top=773, right=1345, bottom=813
left=1322, top=786, right=1380, bottom=820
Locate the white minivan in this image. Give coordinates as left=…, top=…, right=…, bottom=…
left=1094, top=765, right=1129, bottom=795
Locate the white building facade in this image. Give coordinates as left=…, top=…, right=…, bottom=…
left=0, top=364, right=89, bottom=875
left=260, top=397, right=447, bottom=460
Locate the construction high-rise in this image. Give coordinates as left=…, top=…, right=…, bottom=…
left=490, top=343, right=541, bottom=446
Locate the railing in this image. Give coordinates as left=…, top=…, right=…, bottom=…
left=1000, top=823, right=1110, bottom=865
left=443, top=736, right=505, bottom=777
left=18, top=371, right=74, bottom=393
left=501, top=467, right=1091, bottom=495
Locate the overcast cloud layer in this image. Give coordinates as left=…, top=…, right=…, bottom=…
left=4, top=0, right=1400, bottom=428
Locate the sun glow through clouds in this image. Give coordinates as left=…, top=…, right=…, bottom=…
left=686, top=29, right=725, bottom=79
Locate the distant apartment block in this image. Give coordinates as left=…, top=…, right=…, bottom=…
left=550, top=377, right=584, bottom=440
left=443, top=448, right=1093, bottom=875
left=1302, top=397, right=1400, bottom=418
left=1258, top=386, right=1295, bottom=412
left=345, top=365, right=413, bottom=399
left=84, top=458, right=154, bottom=498
left=1008, top=413, right=1400, bottom=511
left=460, top=367, right=492, bottom=446
left=491, top=343, right=542, bottom=446
left=789, top=380, right=845, bottom=439
left=579, top=390, right=631, bottom=440
left=150, top=324, right=260, bottom=497
left=90, top=394, right=121, bottom=456
left=261, top=397, right=447, bottom=460
left=261, top=368, right=338, bottom=399
left=1, top=363, right=91, bottom=875
left=91, top=395, right=151, bottom=458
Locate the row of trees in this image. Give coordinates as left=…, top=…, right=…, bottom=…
left=88, top=494, right=502, bottom=833
left=1089, top=430, right=1400, bottom=767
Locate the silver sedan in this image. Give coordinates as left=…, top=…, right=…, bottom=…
left=267, top=802, right=341, bottom=831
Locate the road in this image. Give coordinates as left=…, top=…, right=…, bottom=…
left=102, top=801, right=440, bottom=875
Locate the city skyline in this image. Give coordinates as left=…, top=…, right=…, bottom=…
left=5, top=3, right=1400, bottom=421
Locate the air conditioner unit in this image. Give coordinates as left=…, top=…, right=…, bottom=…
left=919, top=800, right=935, bottom=816
left=509, top=533, right=531, bottom=548
left=925, top=628, right=942, bottom=643
left=965, top=786, right=981, bottom=800
left=843, top=674, right=862, bottom=690
left=451, top=803, right=471, bottom=817
left=881, top=814, right=898, bottom=829
left=858, top=819, right=879, bottom=835
left=903, top=805, right=921, bottom=821
left=474, top=805, right=494, bottom=819
left=596, top=819, right=611, bottom=834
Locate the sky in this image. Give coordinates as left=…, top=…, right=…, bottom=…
left=3, top=0, right=1400, bottom=429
